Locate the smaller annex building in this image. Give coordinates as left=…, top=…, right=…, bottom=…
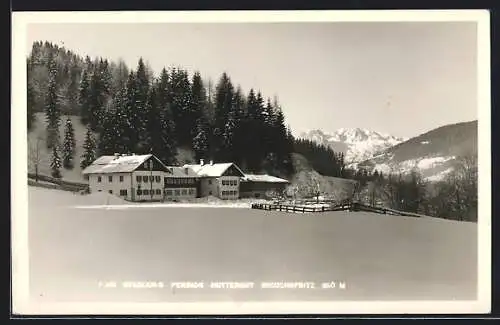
left=240, top=174, right=290, bottom=199
left=164, top=166, right=200, bottom=201
left=184, top=159, right=245, bottom=200
left=82, top=153, right=170, bottom=202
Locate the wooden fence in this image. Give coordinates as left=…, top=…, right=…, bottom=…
left=251, top=201, right=423, bottom=218
left=27, top=173, right=89, bottom=193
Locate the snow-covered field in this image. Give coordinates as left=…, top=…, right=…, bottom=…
left=27, top=187, right=477, bottom=303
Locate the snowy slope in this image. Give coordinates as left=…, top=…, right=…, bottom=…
left=357, top=121, right=478, bottom=182
left=298, top=128, right=407, bottom=164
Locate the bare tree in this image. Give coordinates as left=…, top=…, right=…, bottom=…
left=444, top=154, right=478, bottom=221
left=28, top=136, right=45, bottom=182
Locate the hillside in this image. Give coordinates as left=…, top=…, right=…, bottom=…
left=299, top=128, right=407, bottom=164
left=28, top=113, right=91, bottom=182
left=357, top=120, right=478, bottom=181
left=288, top=153, right=357, bottom=200
left=28, top=113, right=197, bottom=182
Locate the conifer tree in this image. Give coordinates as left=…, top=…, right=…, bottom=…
left=222, top=87, right=246, bottom=165
left=66, top=60, right=81, bottom=115
left=243, top=88, right=261, bottom=171
left=111, top=59, right=129, bottom=96
left=169, top=67, right=192, bottom=147
left=272, top=101, right=294, bottom=176
left=62, top=118, right=76, bottom=169
left=81, top=125, right=96, bottom=169
left=87, top=60, right=110, bottom=132
left=193, top=115, right=210, bottom=162
left=213, top=72, right=234, bottom=159
left=78, top=69, right=91, bottom=125
left=98, top=89, right=123, bottom=155
left=50, top=145, right=62, bottom=178
left=45, top=51, right=61, bottom=149
left=122, top=71, right=140, bottom=153
left=128, top=58, right=152, bottom=152
left=156, top=69, right=178, bottom=164
left=190, top=71, right=206, bottom=145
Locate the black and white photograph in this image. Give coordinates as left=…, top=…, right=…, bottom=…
left=12, top=10, right=491, bottom=315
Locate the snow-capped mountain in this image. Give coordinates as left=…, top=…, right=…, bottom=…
left=298, top=128, right=407, bottom=164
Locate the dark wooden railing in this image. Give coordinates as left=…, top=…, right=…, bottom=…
left=251, top=201, right=424, bottom=218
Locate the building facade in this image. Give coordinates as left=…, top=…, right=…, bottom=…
left=82, top=154, right=170, bottom=202
left=164, top=166, right=199, bottom=201
left=83, top=155, right=291, bottom=203
left=184, top=160, right=245, bottom=200
left=240, top=174, right=290, bottom=199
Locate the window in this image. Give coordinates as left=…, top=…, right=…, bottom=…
left=108, top=176, right=113, bottom=183
left=120, top=189, right=128, bottom=196
left=175, top=190, right=180, bottom=196
left=208, top=180, right=212, bottom=185
left=97, top=176, right=102, bottom=183
left=137, top=176, right=141, bottom=182
left=137, top=189, right=142, bottom=195
left=109, top=190, right=113, bottom=194
left=189, top=188, right=194, bottom=195
left=143, top=189, right=149, bottom=195
left=187, top=178, right=193, bottom=184
left=182, top=189, right=187, bottom=195
left=120, top=175, right=124, bottom=182
left=149, top=176, right=154, bottom=182
left=155, top=176, right=161, bottom=183
left=209, top=191, right=212, bottom=195
left=166, top=190, right=173, bottom=196
left=143, top=176, right=148, bottom=182
left=155, top=189, right=161, bottom=195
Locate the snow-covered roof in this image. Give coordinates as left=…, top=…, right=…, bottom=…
left=183, top=162, right=245, bottom=178
left=167, top=166, right=199, bottom=178
left=82, top=154, right=167, bottom=174
left=241, top=174, right=290, bottom=184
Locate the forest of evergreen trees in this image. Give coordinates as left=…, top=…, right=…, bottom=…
left=28, top=41, right=324, bottom=178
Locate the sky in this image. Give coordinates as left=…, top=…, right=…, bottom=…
left=26, top=22, right=478, bottom=139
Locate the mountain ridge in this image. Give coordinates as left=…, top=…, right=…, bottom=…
left=298, top=127, right=407, bottom=164
left=357, top=120, right=478, bottom=181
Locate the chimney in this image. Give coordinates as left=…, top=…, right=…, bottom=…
left=209, top=160, right=214, bottom=166
left=114, top=153, right=120, bottom=160
left=184, top=167, right=189, bottom=175
left=200, top=159, right=204, bottom=166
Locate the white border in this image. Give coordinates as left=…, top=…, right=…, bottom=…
left=11, top=10, right=491, bottom=315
